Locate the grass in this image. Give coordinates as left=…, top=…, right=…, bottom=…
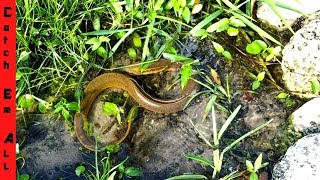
left=17, top=0, right=300, bottom=109
left=17, top=0, right=303, bottom=179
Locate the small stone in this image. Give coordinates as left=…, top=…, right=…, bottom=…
left=289, top=98, right=320, bottom=133
left=272, top=133, right=320, bottom=180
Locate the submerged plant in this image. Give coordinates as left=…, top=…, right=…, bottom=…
left=168, top=105, right=273, bottom=179
left=245, top=153, right=269, bottom=180
left=76, top=144, right=141, bottom=180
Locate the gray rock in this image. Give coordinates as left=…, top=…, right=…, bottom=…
left=256, top=0, right=320, bottom=30
left=281, top=17, right=320, bottom=97
left=289, top=98, right=320, bottom=133
left=272, top=133, right=320, bottom=180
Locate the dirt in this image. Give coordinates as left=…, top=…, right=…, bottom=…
left=17, top=115, right=90, bottom=179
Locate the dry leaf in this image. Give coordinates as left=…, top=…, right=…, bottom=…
left=210, top=67, right=221, bottom=85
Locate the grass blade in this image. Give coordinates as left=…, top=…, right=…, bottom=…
left=109, top=29, right=135, bottom=58
left=230, top=11, right=281, bottom=45
left=190, top=9, right=224, bottom=35
left=220, top=119, right=274, bottom=157
left=185, top=154, right=214, bottom=168
left=166, top=174, right=208, bottom=180
left=217, top=105, right=241, bottom=140
left=270, top=0, right=307, bottom=16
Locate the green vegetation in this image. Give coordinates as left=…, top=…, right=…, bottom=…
left=245, top=153, right=269, bottom=180
left=17, top=0, right=304, bottom=179
left=17, top=0, right=295, bottom=112
left=75, top=144, right=141, bottom=180
left=168, top=105, right=273, bottom=179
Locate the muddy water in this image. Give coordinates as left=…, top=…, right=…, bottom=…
left=18, top=38, right=300, bottom=179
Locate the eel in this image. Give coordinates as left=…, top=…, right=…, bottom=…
left=74, top=60, right=199, bottom=151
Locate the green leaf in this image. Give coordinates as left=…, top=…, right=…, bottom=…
left=154, top=28, right=172, bottom=39
left=62, top=108, right=70, bottom=120
left=252, top=80, right=261, bottom=90
left=213, top=149, right=220, bottom=168
left=103, top=102, right=119, bottom=116
left=216, top=18, right=230, bottom=32
left=229, top=17, right=246, bottom=27
left=311, top=79, right=320, bottom=94
left=173, top=0, right=181, bottom=12
left=182, top=7, right=191, bottom=23
left=99, top=36, right=110, bottom=42
left=217, top=105, right=241, bottom=140
left=181, top=0, right=186, bottom=7
left=125, top=0, right=134, bottom=11
left=75, top=165, right=86, bottom=176
left=19, top=94, right=35, bottom=109
left=165, top=0, right=174, bottom=10
left=18, top=174, right=30, bottom=180
left=227, top=27, right=239, bottom=36
left=127, top=48, right=137, bottom=59
left=206, top=18, right=229, bottom=32
left=249, top=172, right=259, bottom=180
left=134, top=11, right=143, bottom=19
left=180, top=64, right=193, bottom=89
left=154, top=0, right=165, bottom=11
left=188, top=0, right=195, bottom=6
left=93, top=15, right=100, bottom=31
left=53, top=105, right=63, bottom=114
left=190, top=9, right=224, bottom=35
left=192, top=4, right=203, bottom=14
left=38, top=102, right=48, bottom=113
left=223, top=51, right=232, bottom=60
left=191, top=29, right=208, bottom=37
left=109, top=29, right=135, bottom=58
left=163, top=53, right=194, bottom=63
left=133, top=33, right=142, bottom=48
left=254, top=153, right=263, bottom=171
left=230, top=11, right=281, bottom=45
left=85, top=37, right=101, bottom=51
left=16, top=71, right=22, bottom=80
left=105, top=144, right=121, bottom=153
left=246, top=42, right=263, bottom=55
left=202, top=95, right=216, bottom=122
left=115, top=31, right=127, bottom=39
left=212, top=42, right=224, bottom=53
left=18, top=51, right=31, bottom=62
left=124, top=167, right=142, bottom=176
left=246, top=160, right=254, bottom=172
left=255, top=40, right=268, bottom=50
left=166, top=174, right=208, bottom=180
left=66, top=102, right=80, bottom=111
left=108, top=171, right=117, bottom=180
left=277, top=92, right=288, bottom=99
left=185, top=154, right=214, bottom=168
left=257, top=71, right=265, bottom=81
left=109, top=1, right=123, bottom=13
left=97, top=46, right=108, bottom=59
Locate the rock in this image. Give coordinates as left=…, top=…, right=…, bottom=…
left=281, top=17, right=320, bottom=97
left=289, top=98, right=320, bottom=134
left=256, top=0, right=320, bottom=30
left=272, top=133, right=320, bottom=180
